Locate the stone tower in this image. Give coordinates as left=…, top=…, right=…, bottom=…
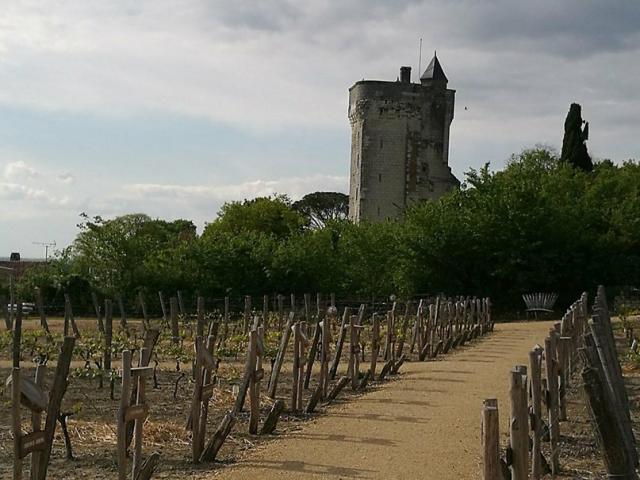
left=348, top=54, right=459, bottom=222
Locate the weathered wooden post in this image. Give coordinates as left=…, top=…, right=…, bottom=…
left=383, top=304, right=396, bottom=361
left=248, top=329, right=261, bottom=434
left=277, top=294, right=284, bottom=331
left=117, top=351, right=132, bottom=480
left=348, top=315, right=360, bottom=389
left=262, top=294, right=269, bottom=331
left=170, top=297, right=180, bottom=345
left=34, top=287, right=51, bottom=336
left=104, top=299, right=114, bottom=396
left=304, top=303, right=323, bottom=389
left=329, top=307, right=350, bottom=380
left=176, top=290, right=186, bottom=317
left=221, top=296, right=230, bottom=344
left=117, top=293, right=128, bottom=332
left=268, top=312, right=295, bottom=398
left=545, top=336, right=560, bottom=475
left=158, top=291, right=167, bottom=325
left=529, top=348, right=543, bottom=480
left=189, top=337, right=204, bottom=462
left=138, top=291, right=149, bottom=329
left=582, top=353, right=638, bottom=479
left=92, top=291, right=105, bottom=333
left=37, top=336, right=76, bottom=480
left=558, top=336, right=571, bottom=421
left=481, top=398, right=501, bottom=480
left=369, top=313, right=381, bottom=378
left=63, top=293, right=81, bottom=337
left=291, top=322, right=302, bottom=412
left=319, top=307, right=334, bottom=399
left=243, top=295, right=251, bottom=333
left=196, top=296, right=205, bottom=338
left=510, top=367, right=529, bottom=480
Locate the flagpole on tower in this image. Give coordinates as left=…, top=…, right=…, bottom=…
left=418, top=38, right=423, bottom=79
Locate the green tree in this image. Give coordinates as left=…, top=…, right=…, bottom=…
left=203, top=195, right=305, bottom=239
left=561, top=103, right=593, bottom=171
left=293, top=192, right=349, bottom=229
left=72, top=213, right=196, bottom=294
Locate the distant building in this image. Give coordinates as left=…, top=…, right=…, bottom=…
left=348, top=53, right=459, bottom=222
left=0, top=253, right=46, bottom=280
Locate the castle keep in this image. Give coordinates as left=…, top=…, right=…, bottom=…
left=348, top=54, right=459, bottom=222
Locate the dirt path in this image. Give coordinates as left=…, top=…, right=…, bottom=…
left=214, top=321, right=554, bottom=480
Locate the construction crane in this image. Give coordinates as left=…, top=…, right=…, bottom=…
left=32, top=241, right=56, bottom=262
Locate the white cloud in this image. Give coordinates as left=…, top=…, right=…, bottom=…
left=0, top=181, right=69, bottom=206
left=122, top=174, right=347, bottom=202
left=57, top=172, right=75, bottom=184
left=4, top=160, right=39, bottom=180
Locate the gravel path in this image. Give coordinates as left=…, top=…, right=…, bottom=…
left=215, top=321, right=554, bottom=480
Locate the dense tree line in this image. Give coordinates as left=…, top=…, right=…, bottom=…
left=10, top=148, right=640, bottom=313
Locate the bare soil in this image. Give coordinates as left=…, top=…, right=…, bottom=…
left=2, top=317, right=636, bottom=479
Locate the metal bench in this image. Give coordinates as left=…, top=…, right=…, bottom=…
left=522, top=293, right=558, bottom=319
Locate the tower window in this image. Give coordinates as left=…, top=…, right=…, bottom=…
left=378, top=173, right=382, bottom=183
left=377, top=206, right=381, bottom=216
left=380, top=139, right=384, bottom=149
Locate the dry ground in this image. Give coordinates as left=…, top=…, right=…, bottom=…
left=2, top=317, right=637, bottom=479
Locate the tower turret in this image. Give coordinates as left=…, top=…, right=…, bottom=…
left=420, top=53, right=448, bottom=89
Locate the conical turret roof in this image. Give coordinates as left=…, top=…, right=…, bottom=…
left=420, top=53, right=448, bottom=82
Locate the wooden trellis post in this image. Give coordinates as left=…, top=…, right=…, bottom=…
left=117, top=293, right=128, bottom=331
left=158, top=291, right=168, bottom=325
left=545, top=334, right=560, bottom=475
left=170, top=297, right=179, bottom=344
left=329, top=307, right=350, bottom=380
left=117, top=349, right=157, bottom=480
left=291, top=322, right=301, bottom=412
left=138, top=292, right=149, bottom=328
left=34, top=287, right=51, bottom=337
left=92, top=291, right=105, bottom=333
left=268, top=311, right=295, bottom=398
left=319, top=307, right=335, bottom=399
left=189, top=331, right=218, bottom=462
left=348, top=314, right=363, bottom=389
left=262, top=294, right=269, bottom=331
left=369, top=313, right=381, bottom=378
left=509, top=366, right=529, bottom=480
left=63, top=293, right=80, bottom=338
left=36, top=334, right=76, bottom=480
left=196, top=296, right=205, bottom=338
left=481, top=398, right=500, bottom=480
left=395, top=301, right=412, bottom=359
left=243, top=295, right=251, bottom=333
left=177, top=290, right=186, bottom=317
left=277, top=294, right=284, bottom=331
left=529, top=348, right=543, bottom=480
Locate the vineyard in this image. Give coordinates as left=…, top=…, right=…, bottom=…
left=1, top=291, right=493, bottom=479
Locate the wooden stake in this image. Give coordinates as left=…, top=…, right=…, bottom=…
left=267, top=312, right=295, bottom=398
left=481, top=398, right=500, bottom=480
left=529, top=349, right=543, bottom=480
left=92, top=292, right=105, bottom=333
left=117, top=351, right=132, bottom=480
left=261, top=399, right=285, bottom=435
left=37, top=336, right=75, bottom=480
left=329, top=307, right=350, bottom=380
left=12, top=367, right=22, bottom=480
left=509, top=367, right=529, bottom=480
left=248, top=329, right=260, bottom=434
left=544, top=336, right=560, bottom=475
left=170, top=297, right=179, bottom=344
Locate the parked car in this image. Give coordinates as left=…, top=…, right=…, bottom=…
left=7, top=303, right=35, bottom=315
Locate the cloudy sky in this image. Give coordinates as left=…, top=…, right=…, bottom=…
left=1, top=1, right=639, bottom=258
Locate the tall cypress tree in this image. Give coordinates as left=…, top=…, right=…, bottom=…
left=561, top=103, right=593, bottom=171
